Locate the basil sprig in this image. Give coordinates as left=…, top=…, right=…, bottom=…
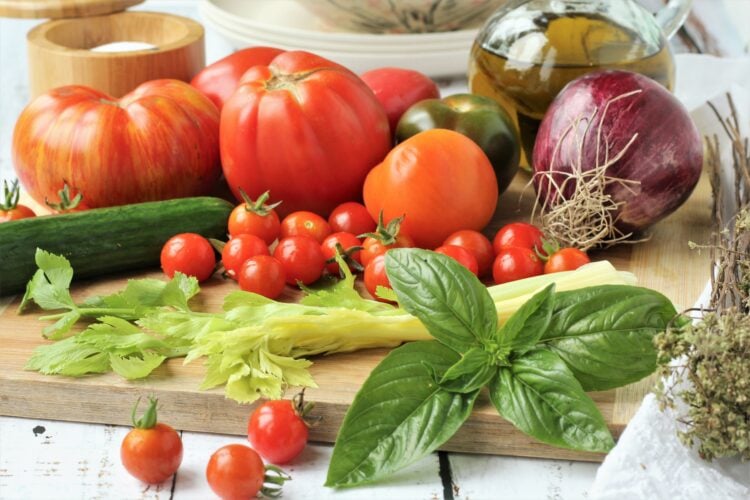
left=326, top=249, right=678, bottom=488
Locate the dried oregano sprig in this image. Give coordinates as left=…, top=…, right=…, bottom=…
left=655, top=94, right=750, bottom=461
left=655, top=312, right=750, bottom=460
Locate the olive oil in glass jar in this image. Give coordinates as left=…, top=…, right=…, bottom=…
left=468, top=0, right=690, bottom=167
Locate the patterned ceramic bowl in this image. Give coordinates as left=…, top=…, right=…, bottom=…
left=294, top=0, right=506, bottom=34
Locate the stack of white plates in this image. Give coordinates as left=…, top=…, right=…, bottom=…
left=200, top=0, right=479, bottom=77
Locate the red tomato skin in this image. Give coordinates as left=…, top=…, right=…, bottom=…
left=493, top=222, right=544, bottom=254
left=544, top=248, right=591, bottom=274
left=206, top=444, right=265, bottom=500
left=227, top=204, right=281, bottom=245
left=280, top=211, right=332, bottom=244
left=360, top=233, right=415, bottom=267
left=222, top=234, right=270, bottom=279
left=328, top=202, right=376, bottom=235
left=273, top=236, right=326, bottom=286
left=360, top=68, right=440, bottom=133
left=121, top=423, right=183, bottom=485
left=238, top=255, right=286, bottom=299
left=363, top=129, right=499, bottom=249
left=190, top=47, right=283, bottom=110
left=0, top=205, right=35, bottom=222
left=435, top=245, right=479, bottom=276
left=321, top=232, right=362, bottom=275
left=492, top=247, right=544, bottom=284
left=160, top=233, right=216, bottom=282
left=443, top=229, right=494, bottom=277
left=364, top=254, right=392, bottom=301
left=248, top=400, right=309, bottom=465
left=12, top=80, right=221, bottom=208
left=220, top=51, right=391, bottom=217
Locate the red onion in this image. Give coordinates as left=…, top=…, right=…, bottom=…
left=533, top=70, right=703, bottom=234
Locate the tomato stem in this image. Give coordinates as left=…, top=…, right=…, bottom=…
left=261, top=464, right=291, bottom=497
left=131, top=396, right=159, bottom=429
left=0, top=179, right=21, bottom=210
left=45, top=182, right=84, bottom=211
left=239, top=189, right=282, bottom=216
left=359, top=211, right=405, bottom=246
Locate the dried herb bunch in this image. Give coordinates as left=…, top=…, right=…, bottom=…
left=655, top=95, right=750, bottom=461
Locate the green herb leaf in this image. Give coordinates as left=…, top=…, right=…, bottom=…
left=18, top=249, right=75, bottom=312
left=385, top=249, right=497, bottom=353
left=326, top=341, right=478, bottom=488
left=497, top=284, right=555, bottom=356
left=109, top=352, right=167, bottom=379
left=25, top=337, right=110, bottom=376
left=490, top=348, right=614, bottom=453
left=439, top=347, right=496, bottom=393
left=538, top=285, right=676, bottom=391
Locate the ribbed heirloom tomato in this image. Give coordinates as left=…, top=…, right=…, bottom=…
left=12, top=80, right=221, bottom=208
left=363, top=129, right=499, bottom=249
left=221, top=51, right=391, bottom=217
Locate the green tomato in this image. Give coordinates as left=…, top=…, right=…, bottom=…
left=395, top=93, right=521, bottom=194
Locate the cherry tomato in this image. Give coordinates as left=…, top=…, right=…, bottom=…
left=221, top=234, right=270, bottom=279
left=206, top=444, right=266, bottom=500
left=364, top=254, right=393, bottom=301
left=493, top=222, right=545, bottom=254
left=121, top=397, right=183, bottom=485
left=544, top=248, right=591, bottom=274
left=443, top=229, right=494, bottom=277
left=321, top=232, right=363, bottom=275
left=280, top=211, right=332, bottom=244
left=435, top=245, right=479, bottom=276
left=492, top=247, right=544, bottom=284
left=0, top=179, right=35, bottom=222
left=227, top=190, right=281, bottom=245
left=238, top=255, right=286, bottom=299
left=328, top=202, right=376, bottom=236
left=160, top=233, right=216, bottom=282
left=248, top=395, right=309, bottom=465
left=273, top=236, right=326, bottom=286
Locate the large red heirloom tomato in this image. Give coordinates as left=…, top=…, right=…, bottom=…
left=220, top=51, right=391, bottom=217
left=12, top=80, right=221, bottom=209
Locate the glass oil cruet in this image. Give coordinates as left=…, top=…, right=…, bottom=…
left=468, top=0, right=694, bottom=166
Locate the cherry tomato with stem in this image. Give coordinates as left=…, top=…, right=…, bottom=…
left=364, top=253, right=394, bottom=301
left=120, top=397, right=183, bottom=485
left=273, top=236, right=326, bottom=286
left=321, top=232, right=363, bottom=276
left=227, top=190, right=282, bottom=245
left=492, top=247, right=544, bottom=284
left=0, top=179, right=35, bottom=222
left=220, top=234, right=270, bottom=279
left=248, top=390, right=315, bottom=465
left=435, top=244, right=479, bottom=276
left=206, top=444, right=290, bottom=500
left=238, top=255, right=286, bottom=299
left=442, top=229, right=494, bottom=277
left=544, top=247, right=591, bottom=274
left=161, top=233, right=216, bottom=282
left=493, top=222, right=545, bottom=255
left=328, top=201, right=376, bottom=236
left=360, top=213, right=415, bottom=266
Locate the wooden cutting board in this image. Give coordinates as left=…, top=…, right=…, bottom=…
left=0, top=172, right=714, bottom=462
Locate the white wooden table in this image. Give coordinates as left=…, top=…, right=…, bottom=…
left=0, top=1, right=746, bottom=499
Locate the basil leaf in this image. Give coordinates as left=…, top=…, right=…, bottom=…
left=439, top=347, right=496, bottom=393
left=385, top=249, right=496, bottom=353
left=490, top=348, right=614, bottom=453
left=538, top=285, right=676, bottom=391
left=326, top=341, right=478, bottom=488
left=497, top=284, right=555, bottom=355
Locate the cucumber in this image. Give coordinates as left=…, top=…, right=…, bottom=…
left=0, top=197, right=233, bottom=296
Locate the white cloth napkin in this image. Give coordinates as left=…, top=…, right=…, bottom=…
left=590, top=54, right=750, bottom=500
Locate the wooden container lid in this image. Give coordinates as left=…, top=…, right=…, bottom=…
left=0, top=0, right=143, bottom=19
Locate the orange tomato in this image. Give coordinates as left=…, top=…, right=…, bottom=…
left=363, top=129, right=498, bottom=249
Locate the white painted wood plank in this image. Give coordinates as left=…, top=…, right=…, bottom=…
left=0, top=416, right=173, bottom=500
left=449, top=453, right=598, bottom=499
left=175, top=432, right=445, bottom=499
